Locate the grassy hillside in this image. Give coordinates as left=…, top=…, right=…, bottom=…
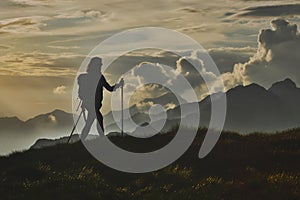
left=0, top=128, right=299, bottom=200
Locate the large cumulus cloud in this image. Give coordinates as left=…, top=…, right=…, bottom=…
left=224, top=18, right=300, bottom=88
left=126, top=51, right=222, bottom=101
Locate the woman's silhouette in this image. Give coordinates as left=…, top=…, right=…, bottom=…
left=78, top=57, right=123, bottom=139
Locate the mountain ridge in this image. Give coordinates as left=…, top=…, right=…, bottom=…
left=1, top=78, right=299, bottom=134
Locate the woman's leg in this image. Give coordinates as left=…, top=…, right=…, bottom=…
left=81, top=110, right=95, bottom=140
left=96, top=108, right=105, bottom=136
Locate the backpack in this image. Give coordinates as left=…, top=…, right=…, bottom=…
left=78, top=73, right=93, bottom=102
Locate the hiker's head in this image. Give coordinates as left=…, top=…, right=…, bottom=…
left=87, top=57, right=102, bottom=74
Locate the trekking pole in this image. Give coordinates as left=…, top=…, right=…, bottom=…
left=68, top=109, right=83, bottom=143
left=76, top=100, right=82, bottom=112
left=121, top=82, right=124, bottom=137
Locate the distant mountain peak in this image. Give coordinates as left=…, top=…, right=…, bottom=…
left=281, top=78, right=296, bottom=86
left=244, top=83, right=266, bottom=90
left=0, top=116, right=20, bottom=120
left=0, top=116, right=23, bottom=123
left=50, top=109, right=69, bottom=115
left=228, top=83, right=266, bottom=95
left=269, top=78, right=297, bottom=91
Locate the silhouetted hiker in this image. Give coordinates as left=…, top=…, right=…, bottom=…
left=78, top=57, right=124, bottom=139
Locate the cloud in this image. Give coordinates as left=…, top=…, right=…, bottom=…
left=48, top=114, right=56, bottom=122
left=106, top=47, right=255, bottom=96
left=53, top=85, right=66, bottom=94
left=102, top=50, right=180, bottom=83
left=0, top=16, right=48, bottom=34
left=234, top=4, right=300, bottom=17
left=209, top=47, right=257, bottom=73
left=48, top=45, right=80, bottom=50
left=117, top=50, right=223, bottom=106
left=0, top=51, right=83, bottom=76
left=0, top=45, right=12, bottom=50
left=10, top=0, right=51, bottom=6
left=55, top=10, right=106, bottom=20
left=179, top=24, right=213, bottom=33
left=165, top=103, right=176, bottom=110
left=122, top=63, right=171, bottom=104
left=176, top=56, right=209, bottom=90
left=133, top=62, right=175, bottom=84
left=136, top=101, right=155, bottom=111
left=222, top=18, right=300, bottom=88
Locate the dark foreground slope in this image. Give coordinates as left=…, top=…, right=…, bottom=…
left=0, top=129, right=299, bottom=200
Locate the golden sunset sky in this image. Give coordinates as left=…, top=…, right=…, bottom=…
left=1, top=0, right=300, bottom=120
